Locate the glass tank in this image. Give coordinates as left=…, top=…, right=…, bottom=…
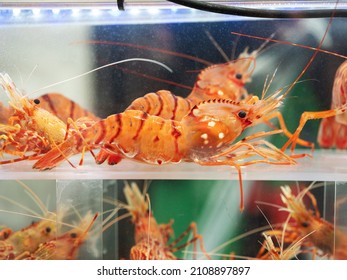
left=0, top=1, right=346, bottom=260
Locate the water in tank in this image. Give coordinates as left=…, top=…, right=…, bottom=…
left=0, top=0, right=346, bottom=260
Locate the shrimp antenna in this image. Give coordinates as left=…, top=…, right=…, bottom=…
left=0, top=180, right=50, bottom=218
left=231, top=31, right=347, bottom=60
left=277, top=4, right=337, bottom=104
left=205, top=30, right=229, bottom=62
left=30, top=58, right=173, bottom=96
left=16, top=180, right=49, bottom=217
left=208, top=223, right=282, bottom=256
left=25, top=65, right=39, bottom=87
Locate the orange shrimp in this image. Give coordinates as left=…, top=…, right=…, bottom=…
left=0, top=73, right=68, bottom=145
left=0, top=58, right=170, bottom=163
left=96, top=49, right=260, bottom=164
left=125, top=47, right=261, bottom=121
left=32, top=95, right=299, bottom=210
left=265, top=184, right=347, bottom=259
left=19, top=212, right=98, bottom=260
left=0, top=181, right=58, bottom=260
left=318, top=60, right=347, bottom=149
left=84, top=35, right=266, bottom=103
left=0, top=73, right=73, bottom=164
left=123, top=181, right=210, bottom=260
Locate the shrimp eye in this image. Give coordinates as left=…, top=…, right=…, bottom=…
left=301, top=221, right=309, bottom=228
left=238, top=110, right=247, bottom=118
left=70, top=233, right=77, bottom=238
left=235, top=73, right=242, bottom=80
left=33, top=99, right=40, bottom=105
left=45, top=227, right=51, bottom=233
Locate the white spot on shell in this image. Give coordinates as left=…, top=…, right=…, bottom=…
left=204, top=140, right=209, bottom=145
left=217, top=90, right=224, bottom=96
left=218, top=132, right=225, bottom=139
left=208, top=121, right=216, bottom=127
left=201, top=133, right=208, bottom=139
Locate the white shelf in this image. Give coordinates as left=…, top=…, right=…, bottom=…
left=0, top=149, right=347, bottom=181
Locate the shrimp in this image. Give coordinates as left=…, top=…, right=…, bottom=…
left=266, top=184, right=347, bottom=259
left=0, top=58, right=171, bottom=163
left=32, top=95, right=298, bottom=210
left=0, top=87, right=99, bottom=162
left=85, top=34, right=267, bottom=106
left=318, top=60, right=347, bottom=149
left=0, top=181, right=58, bottom=259
left=97, top=49, right=261, bottom=164
left=19, top=212, right=98, bottom=260
left=0, top=74, right=73, bottom=164
left=122, top=181, right=210, bottom=260
left=0, top=73, right=68, bottom=145
left=125, top=47, right=262, bottom=121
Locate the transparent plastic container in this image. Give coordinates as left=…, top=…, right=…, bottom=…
left=0, top=1, right=346, bottom=260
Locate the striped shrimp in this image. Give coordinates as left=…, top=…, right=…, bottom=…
left=125, top=46, right=262, bottom=121
left=19, top=212, right=98, bottom=260
left=122, top=181, right=210, bottom=260
left=318, top=60, right=347, bottom=149
left=0, top=181, right=58, bottom=260
left=0, top=73, right=68, bottom=161
left=32, top=95, right=297, bottom=210
left=96, top=49, right=261, bottom=164
left=87, top=33, right=268, bottom=108
left=0, top=59, right=170, bottom=164
left=264, top=184, right=347, bottom=259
